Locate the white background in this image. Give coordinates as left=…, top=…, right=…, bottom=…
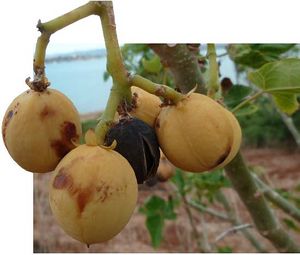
left=0, top=0, right=299, bottom=254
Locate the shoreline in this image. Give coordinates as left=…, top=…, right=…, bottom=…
left=80, top=111, right=101, bottom=121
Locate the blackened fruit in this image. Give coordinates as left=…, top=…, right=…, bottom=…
left=105, top=117, right=160, bottom=184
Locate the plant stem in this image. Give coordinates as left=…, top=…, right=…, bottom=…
left=215, top=190, right=267, bottom=252
left=130, top=74, right=184, bottom=103
left=181, top=195, right=207, bottom=252
left=214, top=224, right=253, bottom=243
left=188, top=199, right=230, bottom=221
left=207, top=44, right=220, bottom=98
left=96, top=2, right=129, bottom=87
left=252, top=173, right=300, bottom=223
left=34, top=1, right=99, bottom=75
left=95, top=84, right=122, bottom=145
left=150, top=44, right=206, bottom=94
left=225, top=152, right=300, bottom=252
left=231, top=91, right=264, bottom=113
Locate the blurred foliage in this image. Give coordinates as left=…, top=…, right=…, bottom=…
left=139, top=195, right=176, bottom=248
left=227, top=44, right=296, bottom=69
left=217, top=246, right=233, bottom=253
left=236, top=96, right=296, bottom=147
left=282, top=218, right=300, bottom=233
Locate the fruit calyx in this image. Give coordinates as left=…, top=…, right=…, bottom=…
left=25, top=70, right=50, bottom=92
left=85, top=129, right=117, bottom=150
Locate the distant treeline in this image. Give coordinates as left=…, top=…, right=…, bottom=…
left=45, top=49, right=106, bottom=63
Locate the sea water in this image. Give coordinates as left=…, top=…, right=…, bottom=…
left=47, top=57, right=111, bottom=114
left=46, top=47, right=239, bottom=114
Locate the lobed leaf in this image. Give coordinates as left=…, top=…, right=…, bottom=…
left=248, top=58, right=300, bottom=114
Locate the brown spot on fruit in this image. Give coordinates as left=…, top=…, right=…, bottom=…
left=101, top=185, right=110, bottom=202
left=53, top=168, right=72, bottom=189
left=77, top=188, right=93, bottom=213
left=40, top=105, right=55, bottom=120
left=6, top=110, right=13, bottom=120
left=96, top=184, right=111, bottom=203
left=2, top=110, right=14, bottom=144
left=51, top=122, right=79, bottom=158
left=214, top=146, right=231, bottom=167
left=155, top=118, right=160, bottom=129
left=154, top=87, right=166, bottom=97
left=62, top=121, right=78, bottom=141
left=51, top=140, right=71, bottom=158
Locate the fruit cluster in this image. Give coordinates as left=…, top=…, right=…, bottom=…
left=2, top=84, right=241, bottom=246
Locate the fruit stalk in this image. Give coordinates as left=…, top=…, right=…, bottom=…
left=34, top=1, right=99, bottom=75
left=130, top=74, right=184, bottom=103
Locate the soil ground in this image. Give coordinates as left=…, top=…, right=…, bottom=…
left=33, top=147, right=300, bottom=253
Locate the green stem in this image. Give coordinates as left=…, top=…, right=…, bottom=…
left=34, top=1, right=99, bottom=75
left=95, top=84, right=122, bottom=145
left=188, top=199, right=230, bottom=221
left=231, top=91, right=264, bottom=113
left=130, top=74, right=184, bottom=103
left=225, top=152, right=300, bottom=252
left=96, top=2, right=128, bottom=87
left=207, top=44, right=220, bottom=98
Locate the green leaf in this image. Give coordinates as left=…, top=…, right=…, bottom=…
left=171, top=169, right=186, bottom=195
left=139, top=195, right=165, bottom=216
left=164, top=197, right=177, bottom=220
left=235, top=104, right=259, bottom=117
left=248, top=58, right=300, bottom=114
left=224, top=85, right=253, bottom=108
left=142, top=55, right=162, bottom=74
left=282, top=218, right=300, bottom=232
left=228, top=44, right=295, bottom=69
left=146, top=215, right=164, bottom=248
left=217, top=246, right=233, bottom=253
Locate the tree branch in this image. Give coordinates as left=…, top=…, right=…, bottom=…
left=215, top=190, right=267, bottom=252
left=215, top=223, right=253, bottom=243
left=225, top=153, right=300, bottom=252
left=252, top=173, right=300, bottom=223
left=149, top=44, right=206, bottom=94
left=188, top=199, right=230, bottom=221
left=155, top=45, right=300, bottom=252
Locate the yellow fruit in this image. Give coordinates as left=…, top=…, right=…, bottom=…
left=2, top=88, right=82, bottom=173
left=130, top=86, right=161, bottom=127
left=156, top=156, right=175, bottom=182
left=49, top=144, right=138, bottom=245
left=155, top=93, right=242, bottom=172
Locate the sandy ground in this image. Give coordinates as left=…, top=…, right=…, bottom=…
left=33, top=147, right=300, bottom=253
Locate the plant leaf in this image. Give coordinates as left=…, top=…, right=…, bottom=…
left=235, top=104, right=259, bottom=117
left=228, top=44, right=295, bottom=69
left=142, top=55, right=162, bottom=74
left=282, top=218, right=300, bottom=232
left=218, top=246, right=233, bottom=253
left=146, top=215, right=164, bottom=248
left=171, top=169, right=186, bottom=195
left=224, top=85, right=253, bottom=108
left=248, top=58, right=300, bottom=114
